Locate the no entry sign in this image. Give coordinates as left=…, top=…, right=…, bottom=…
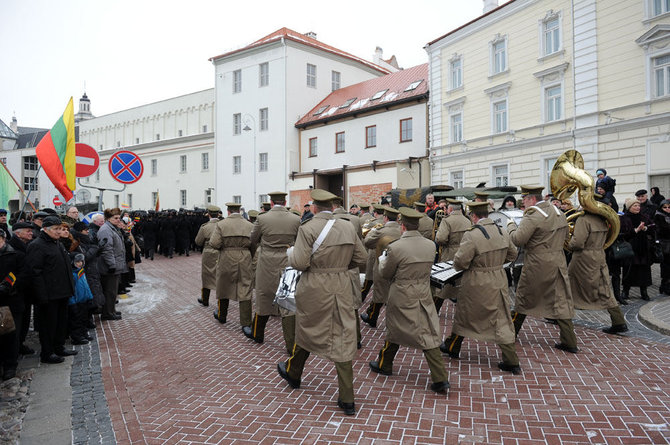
left=109, top=150, right=144, bottom=184
left=75, top=143, right=100, bottom=178
left=53, top=196, right=63, bottom=206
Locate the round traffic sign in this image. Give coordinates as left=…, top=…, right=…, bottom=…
left=108, top=150, right=144, bottom=184
left=53, top=196, right=63, bottom=206
left=75, top=143, right=100, bottom=178
left=83, top=211, right=103, bottom=224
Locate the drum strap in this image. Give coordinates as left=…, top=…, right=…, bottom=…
left=312, top=219, right=336, bottom=254
left=472, top=224, right=490, bottom=239
left=528, top=205, right=548, bottom=218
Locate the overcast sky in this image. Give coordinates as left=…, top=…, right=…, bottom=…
left=1, top=0, right=485, bottom=129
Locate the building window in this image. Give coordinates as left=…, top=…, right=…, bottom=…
left=114, top=194, right=119, bottom=208
left=23, top=176, right=38, bottom=191
left=543, top=15, right=561, bottom=56
left=233, top=69, right=242, bottom=93
left=178, top=130, right=183, bottom=137
left=156, top=134, right=160, bottom=141
left=151, top=159, right=157, bottom=176
left=400, top=118, right=413, bottom=142
left=258, top=194, right=268, bottom=209
left=450, top=170, right=464, bottom=189
left=202, top=125, right=207, bottom=133
left=493, top=100, right=508, bottom=133
left=233, top=113, right=241, bottom=135
left=654, top=54, right=670, bottom=98
left=180, top=190, right=187, bottom=207
left=306, top=63, right=317, bottom=88
left=233, top=195, right=242, bottom=204
left=490, top=36, right=508, bottom=75
left=116, top=141, right=120, bottom=148
left=545, top=85, right=562, bottom=121
left=366, top=126, right=377, bottom=148
left=309, top=137, right=317, bottom=157
left=180, top=155, right=187, bottom=173
left=233, top=155, right=241, bottom=174
left=332, top=71, right=341, bottom=91
left=152, top=192, right=158, bottom=208
left=96, top=170, right=100, bottom=182
left=259, top=62, right=269, bottom=87
left=652, top=0, right=670, bottom=16
left=450, top=57, right=462, bottom=90
left=259, top=108, right=268, bottom=131
left=202, top=153, right=209, bottom=171
left=335, top=132, right=345, bottom=153
left=205, top=189, right=212, bottom=205
left=128, top=194, right=133, bottom=208
left=259, top=152, right=268, bottom=172
left=545, top=157, right=558, bottom=189
left=135, top=137, right=140, bottom=144
left=23, top=156, right=38, bottom=170
left=450, top=113, right=463, bottom=143
left=492, top=164, right=509, bottom=187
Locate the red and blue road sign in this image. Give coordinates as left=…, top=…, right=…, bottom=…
left=109, top=150, right=144, bottom=184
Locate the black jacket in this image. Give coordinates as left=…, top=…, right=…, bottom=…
left=25, top=231, right=74, bottom=303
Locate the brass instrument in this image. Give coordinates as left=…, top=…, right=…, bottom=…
left=362, top=220, right=383, bottom=238
left=432, top=209, right=446, bottom=240
left=550, top=150, right=620, bottom=249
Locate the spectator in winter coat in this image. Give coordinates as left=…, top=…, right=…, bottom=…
left=97, top=209, right=127, bottom=321
left=68, top=254, right=94, bottom=345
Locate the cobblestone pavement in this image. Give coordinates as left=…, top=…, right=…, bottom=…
left=91, top=254, right=670, bottom=445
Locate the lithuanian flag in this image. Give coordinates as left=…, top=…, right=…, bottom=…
left=35, top=98, right=76, bottom=201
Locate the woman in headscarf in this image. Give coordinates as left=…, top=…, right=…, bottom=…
left=619, top=197, right=655, bottom=301
left=498, top=195, right=517, bottom=211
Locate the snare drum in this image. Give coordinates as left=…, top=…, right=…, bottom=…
left=489, top=209, right=524, bottom=228
left=274, top=267, right=301, bottom=312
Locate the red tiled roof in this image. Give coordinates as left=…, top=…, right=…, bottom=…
left=295, top=64, right=428, bottom=128
left=426, top=0, right=517, bottom=47
left=209, top=27, right=391, bottom=75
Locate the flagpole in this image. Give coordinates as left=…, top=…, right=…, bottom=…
left=0, top=159, right=38, bottom=213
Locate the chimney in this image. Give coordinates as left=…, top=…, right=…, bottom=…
left=304, top=31, right=317, bottom=40
left=483, top=0, right=498, bottom=13
left=10, top=115, right=17, bottom=132
left=373, top=46, right=383, bottom=65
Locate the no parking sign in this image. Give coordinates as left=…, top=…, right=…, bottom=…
left=109, top=150, right=144, bottom=184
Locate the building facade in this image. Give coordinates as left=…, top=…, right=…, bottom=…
left=210, top=28, right=392, bottom=210
left=426, top=0, right=670, bottom=198
left=290, top=64, right=430, bottom=208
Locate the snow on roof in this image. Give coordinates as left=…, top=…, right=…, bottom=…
left=295, top=64, right=428, bottom=128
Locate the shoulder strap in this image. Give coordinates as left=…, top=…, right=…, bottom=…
left=312, top=219, right=336, bottom=254
left=472, top=224, right=490, bottom=239
left=528, top=205, right=548, bottom=218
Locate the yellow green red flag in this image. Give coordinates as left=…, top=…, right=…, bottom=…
left=35, top=97, right=76, bottom=201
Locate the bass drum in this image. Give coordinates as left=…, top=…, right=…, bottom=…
left=489, top=210, right=524, bottom=228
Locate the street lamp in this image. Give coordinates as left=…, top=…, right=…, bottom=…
left=243, top=114, right=256, bottom=210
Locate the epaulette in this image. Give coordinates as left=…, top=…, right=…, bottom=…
left=523, top=207, right=536, bottom=216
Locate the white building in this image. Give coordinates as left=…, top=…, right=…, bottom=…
left=290, top=63, right=430, bottom=208
left=209, top=28, right=392, bottom=210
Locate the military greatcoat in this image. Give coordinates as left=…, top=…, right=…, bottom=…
left=364, top=221, right=402, bottom=304
left=417, top=214, right=434, bottom=239
left=289, top=212, right=367, bottom=362
left=379, top=231, right=441, bottom=350
left=209, top=213, right=254, bottom=301
left=363, top=215, right=383, bottom=281
left=509, top=200, right=574, bottom=319
left=567, top=213, right=617, bottom=309
left=452, top=219, right=518, bottom=344
left=250, top=206, right=300, bottom=316
left=194, top=218, right=219, bottom=290
left=435, top=210, right=472, bottom=261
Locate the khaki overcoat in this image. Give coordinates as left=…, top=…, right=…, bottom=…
left=250, top=206, right=300, bottom=316
left=334, top=209, right=364, bottom=306
left=567, top=213, right=617, bottom=309
left=365, top=221, right=402, bottom=304
left=509, top=201, right=574, bottom=319
left=195, top=218, right=219, bottom=290
left=380, top=231, right=441, bottom=349
left=452, top=219, right=517, bottom=344
left=418, top=214, right=434, bottom=239
left=363, top=215, right=383, bottom=280
left=209, top=213, right=254, bottom=301
left=435, top=210, right=472, bottom=261
left=289, top=212, right=367, bottom=362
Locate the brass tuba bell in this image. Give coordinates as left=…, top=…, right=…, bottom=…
left=550, top=150, right=620, bottom=249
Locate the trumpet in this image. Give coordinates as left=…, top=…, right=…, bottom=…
left=432, top=209, right=446, bottom=240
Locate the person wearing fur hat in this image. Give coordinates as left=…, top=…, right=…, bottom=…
left=619, top=197, right=655, bottom=301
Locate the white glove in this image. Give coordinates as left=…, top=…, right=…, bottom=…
left=286, top=246, right=294, bottom=258
left=378, top=250, right=388, bottom=269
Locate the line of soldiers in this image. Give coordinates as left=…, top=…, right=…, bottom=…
left=132, top=210, right=209, bottom=260
left=194, top=184, right=625, bottom=416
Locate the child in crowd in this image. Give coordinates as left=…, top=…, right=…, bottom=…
left=69, top=253, right=94, bottom=345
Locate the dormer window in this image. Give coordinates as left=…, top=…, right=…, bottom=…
left=405, top=80, right=423, bottom=91
left=371, top=89, right=387, bottom=100
left=340, top=98, right=357, bottom=109
left=313, top=105, right=329, bottom=116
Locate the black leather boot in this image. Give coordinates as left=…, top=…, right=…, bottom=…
left=621, top=286, right=630, bottom=301
left=640, top=287, right=650, bottom=301
left=361, top=280, right=373, bottom=302
left=434, top=297, right=444, bottom=314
